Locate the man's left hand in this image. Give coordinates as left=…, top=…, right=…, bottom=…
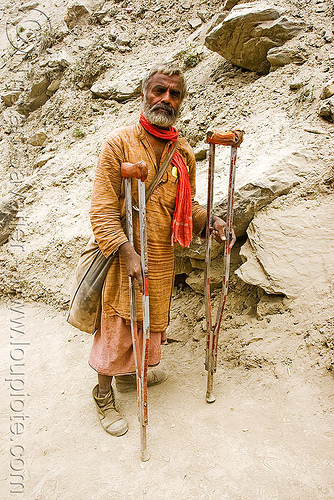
left=210, top=216, right=236, bottom=248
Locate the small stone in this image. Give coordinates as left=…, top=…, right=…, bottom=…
left=118, top=46, right=132, bottom=53
left=1, top=91, right=22, bottom=107
left=181, top=1, right=192, bottom=10
left=320, top=81, right=334, bottom=100
left=324, top=27, right=333, bottom=43
left=192, top=323, right=205, bottom=341
left=34, top=152, right=54, bottom=167
left=19, top=1, right=39, bottom=11
left=267, top=47, right=307, bottom=67
left=116, top=34, right=131, bottom=46
left=318, top=100, right=333, bottom=120
left=289, top=80, right=306, bottom=90
left=194, top=145, right=207, bottom=161
left=27, top=129, right=48, bottom=146
left=93, top=11, right=109, bottom=23
left=64, top=1, right=91, bottom=30
left=197, top=10, right=208, bottom=23
left=48, top=50, right=71, bottom=69
left=188, top=18, right=202, bottom=30
left=108, top=30, right=118, bottom=42
left=46, top=79, right=61, bottom=95
left=102, top=42, right=115, bottom=51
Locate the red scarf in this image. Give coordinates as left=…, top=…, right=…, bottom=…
left=140, top=112, right=192, bottom=248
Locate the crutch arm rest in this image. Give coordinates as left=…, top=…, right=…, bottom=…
left=121, top=161, right=148, bottom=182
left=207, top=129, right=244, bottom=147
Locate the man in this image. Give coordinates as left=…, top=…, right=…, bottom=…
left=89, top=63, right=233, bottom=436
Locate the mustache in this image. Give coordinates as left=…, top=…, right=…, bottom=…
left=150, top=102, right=175, bottom=116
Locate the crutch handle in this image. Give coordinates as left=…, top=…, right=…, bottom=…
left=121, top=161, right=148, bottom=182
left=207, top=129, right=244, bottom=147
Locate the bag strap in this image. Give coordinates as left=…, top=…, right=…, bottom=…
left=131, top=141, right=178, bottom=221
left=145, top=141, right=178, bottom=202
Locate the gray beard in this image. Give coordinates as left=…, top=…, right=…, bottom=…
left=142, top=98, right=179, bottom=128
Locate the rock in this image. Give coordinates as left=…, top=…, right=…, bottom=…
left=48, top=50, right=71, bottom=69
left=186, top=254, right=224, bottom=294
left=185, top=269, right=203, bottom=293
left=92, top=10, right=109, bottom=23
left=90, top=71, right=141, bottom=101
left=188, top=18, right=202, bottom=30
left=216, top=173, right=298, bottom=238
left=0, top=181, right=33, bottom=246
left=174, top=235, right=222, bottom=262
left=256, top=293, right=286, bottom=320
left=324, top=27, right=333, bottom=43
left=64, top=1, right=91, bottom=29
left=289, top=80, right=307, bottom=90
left=16, top=77, right=50, bottom=116
left=19, top=1, right=39, bottom=11
left=115, top=34, right=131, bottom=46
left=175, top=256, right=193, bottom=275
left=194, top=145, right=208, bottom=161
left=197, top=10, right=209, bottom=23
left=267, top=46, right=307, bottom=67
left=318, top=98, right=334, bottom=122
left=190, top=257, right=205, bottom=270
left=176, top=150, right=316, bottom=273
left=205, top=2, right=304, bottom=74
left=236, top=197, right=334, bottom=298
left=46, top=79, right=61, bottom=96
left=320, top=81, right=334, bottom=100
left=34, top=152, right=55, bottom=167
left=192, top=323, right=205, bottom=341
left=118, top=46, right=132, bottom=54
left=27, top=129, right=48, bottom=146
left=223, top=0, right=240, bottom=10
left=1, top=91, right=22, bottom=107
left=101, top=41, right=115, bottom=51
left=181, top=1, right=192, bottom=10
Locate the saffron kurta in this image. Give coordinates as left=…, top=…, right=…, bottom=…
left=89, top=122, right=207, bottom=375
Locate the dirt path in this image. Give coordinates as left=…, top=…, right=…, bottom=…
left=1, top=300, right=333, bottom=500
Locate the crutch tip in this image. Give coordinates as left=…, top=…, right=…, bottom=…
left=141, top=449, right=150, bottom=462
left=206, top=391, right=216, bottom=403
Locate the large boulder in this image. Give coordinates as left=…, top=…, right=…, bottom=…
left=90, top=70, right=142, bottom=102
left=205, top=2, right=304, bottom=74
left=175, top=149, right=315, bottom=272
left=236, top=196, right=334, bottom=297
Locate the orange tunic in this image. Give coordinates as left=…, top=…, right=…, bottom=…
left=89, top=122, right=206, bottom=375
left=90, top=122, right=207, bottom=331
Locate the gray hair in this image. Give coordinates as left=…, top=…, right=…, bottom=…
left=141, top=63, right=187, bottom=100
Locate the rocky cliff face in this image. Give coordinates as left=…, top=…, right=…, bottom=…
left=0, top=0, right=333, bottom=319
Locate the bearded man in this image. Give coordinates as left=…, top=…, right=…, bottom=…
left=89, top=63, right=232, bottom=436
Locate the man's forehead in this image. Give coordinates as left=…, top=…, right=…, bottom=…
left=147, top=72, right=183, bottom=89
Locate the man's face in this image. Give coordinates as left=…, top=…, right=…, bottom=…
left=142, top=72, right=183, bottom=128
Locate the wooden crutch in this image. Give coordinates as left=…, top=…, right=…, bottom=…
left=121, top=160, right=150, bottom=462
left=204, top=129, right=243, bottom=403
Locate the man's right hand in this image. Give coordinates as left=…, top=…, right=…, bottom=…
left=119, top=241, right=144, bottom=293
